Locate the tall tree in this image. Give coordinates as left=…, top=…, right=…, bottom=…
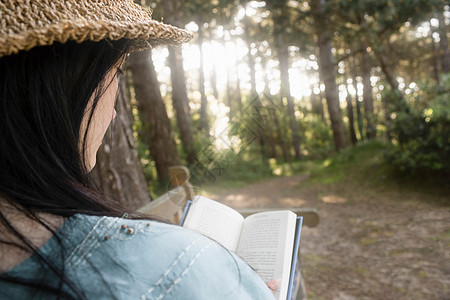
left=431, top=27, right=441, bottom=84
left=269, top=0, right=302, bottom=159
left=161, top=0, right=197, bottom=165
left=242, top=12, right=268, bottom=160
left=210, top=65, right=219, bottom=100
left=223, top=40, right=233, bottom=122
left=234, top=40, right=243, bottom=116
left=437, top=10, right=450, bottom=73
left=167, top=46, right=198, bottom=165
left=361, top=46, right=376, bottom=140
left=243, top=13, right=258, bottom=98
left=344, top=72, right=358, bottom=145
left=311, top=0, right=348, bottom=151
left=261, top=53, right=288, bottom=161
left=309, top=82, right=325, bottom=120
left=334, top=0, right=442, bottom=141
left=183, top=0, right=237, bottom=132
left=127, top=49, right=182, bottom=185
left=197, top=19, right=209, bottom=132
left=93, top=79, right=151, bottom=210
left=350, top=56, right=365, bottom=141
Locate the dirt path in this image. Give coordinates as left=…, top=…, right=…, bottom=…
left=208, top=175, right=450, bottom=300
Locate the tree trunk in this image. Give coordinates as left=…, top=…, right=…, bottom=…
left=310, top=83, right=324, bottom=120
left=318, top=89, right=326, bottom=121
left=266, top=121, right=278, bottom=159
left=277, top=35, right=302, bottom=159
left=226, top=61, right=233, bottom=122
left=311, top=0, right=348, bottom=151
left=368, top=52, right=398, bottom=141
left=378, top=52, right=399, bottom=91
left=356, top=98, right=364, bottom=141
left=438, top=11, right=450, bottom=73
left=264, top=94, right=290, bottom=162
left=127, top=49, right=181, bottom=185
left=234, top=43, right=243, bottom=116
left=162, top=0, right=197, bottom=165
left=431, top=31, right=440, bottom=84
left=92, top=78, right=151, bottom=210
left=220, top=37, right=232, bottom=122
left=261, top=58, right=278, bottom=160
left=269, top=105, right=288, bottom=161
left=309, top=84, right=316, bottom=114
left=345, top=77, right=358, bottom=145
left=244, top=17, right=257, bottom=99
left=243, top=15, right=267, bottom=160
left=272, top=2, right=301, bottom=159
left=376, top=49, right=409, bottom=113
left=167, top=46, right=197, bottom=165
left=210, top=66, right=219, bottom=100
left=350, top=56, right=365, bottom=140
left=197, top=20, right=209, bottom=132
left=361, top=46, right=376, bottom=140
left=382, top=93, right=392, bottom=142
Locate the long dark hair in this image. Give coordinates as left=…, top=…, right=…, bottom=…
left=0, top=39, right=135, bottom=298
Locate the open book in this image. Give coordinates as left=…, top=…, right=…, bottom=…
left=180, top=196, right=303, bottom=300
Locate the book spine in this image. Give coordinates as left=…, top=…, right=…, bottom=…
left=179, top=200, right=193, bottom=226
left=286, top=216, right=303, bottom=300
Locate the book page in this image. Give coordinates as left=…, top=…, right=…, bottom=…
left=236, top=210, right=296, bottom=300
left=182, top=196, right=244, bottom=252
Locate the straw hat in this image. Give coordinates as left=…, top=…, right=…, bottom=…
left=0, top=0, right=193, bottom=58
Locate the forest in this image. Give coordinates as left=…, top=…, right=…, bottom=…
left=91, top=0, right=449, bottom=207
left=89, top=1, right=449, bottom=298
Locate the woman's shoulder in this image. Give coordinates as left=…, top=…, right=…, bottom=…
left=64, top=214, right=274, bottom=299
left=66, top=213, right=204, bottom=254
left=62, top=214, right=205, bottom=269
left=2, top=214, right=273, bottom=299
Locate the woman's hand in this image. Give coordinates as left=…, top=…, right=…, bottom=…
left=266, top=279, right=281, bottom=294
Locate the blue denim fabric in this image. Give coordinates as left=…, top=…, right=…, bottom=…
left=1, top=214, right=274, bottom=299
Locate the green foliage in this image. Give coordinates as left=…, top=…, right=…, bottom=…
left=307, top=141, right=389, bottom=185
left=336, top=0, right=443, bottom=29
left=289, top=140, right=450, bottom=206
left=385, top=75, right=450, bottom=175
left=302, top=116, right=335, bottom=158
left=203, top=140, right=449, bottom=206
left=189, top=147, right=273, bottom=186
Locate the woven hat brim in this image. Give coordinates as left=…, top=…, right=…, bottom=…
left=0, top=19, right=193, bottom=57
left=0, top=0, right=193, bottom=58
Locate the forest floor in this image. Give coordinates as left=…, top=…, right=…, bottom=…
left=202, top=143, right=450, bottom=300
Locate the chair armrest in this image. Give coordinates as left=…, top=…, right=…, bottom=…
left=169, top=166, right=194, bottom=201
left=138, top=186, right=187, bottom=224
left=137, top=166, right=194, bottom=224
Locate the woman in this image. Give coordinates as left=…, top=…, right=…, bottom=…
left=0, top=0, right=274, bottom=299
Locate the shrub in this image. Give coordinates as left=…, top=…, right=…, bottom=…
left=302, top=116, right=335, bottom=158
left=385, top=75, right=450, bottom=175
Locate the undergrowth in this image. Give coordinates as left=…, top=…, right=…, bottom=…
left=202, top=141, right=449, bottom=205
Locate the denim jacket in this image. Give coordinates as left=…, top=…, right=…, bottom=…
left=1, top=214, right=274, bottom=299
